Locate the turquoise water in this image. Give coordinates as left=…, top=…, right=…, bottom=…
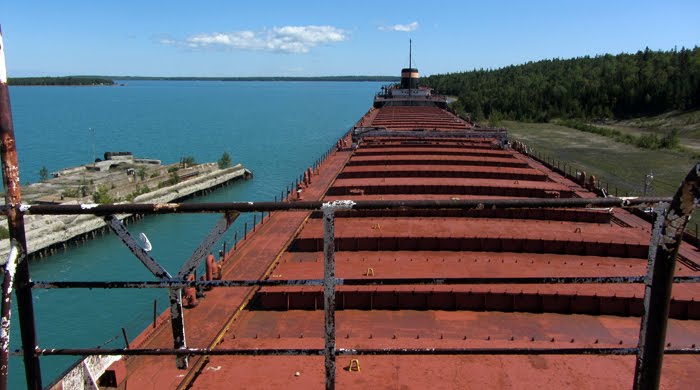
left=7, top=81, right=383, bottom=388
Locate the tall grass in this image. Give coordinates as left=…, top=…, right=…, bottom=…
left=559, top=120, right=680, bottom=150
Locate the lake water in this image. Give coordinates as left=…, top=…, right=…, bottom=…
left=7, top=80, right=384, bottom=388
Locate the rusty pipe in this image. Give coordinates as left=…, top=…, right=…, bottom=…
left=0, top=27, right=42, bottom=390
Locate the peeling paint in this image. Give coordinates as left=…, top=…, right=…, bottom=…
left=660, top=209, right=681, bottom=250
left=80, top=203, right=99, bottom=210
left=322, top=199, right=356, bottom=211
left=154, top=203, right=180, bottom=211
left=0, top=242, right=19, bottom=367
left=619, top=197, right=638, bottom=207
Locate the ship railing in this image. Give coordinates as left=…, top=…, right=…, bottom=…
left=3, top=191, right=700, bottom=390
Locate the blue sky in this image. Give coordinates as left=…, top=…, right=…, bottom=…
left=3, top=0, right=699, bottom=77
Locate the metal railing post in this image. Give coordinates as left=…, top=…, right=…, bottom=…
left=0, top=28, right=42, bottom=390
left=322, top=206, right=337, bottom=390
left=320, top=200, right=354, bottom=390
left=634, top=162, right=700, bottom=389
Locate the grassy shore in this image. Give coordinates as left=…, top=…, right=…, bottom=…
left=503, top=120, right=696, bottom=197
left=598, top=109, right=700, bottom=153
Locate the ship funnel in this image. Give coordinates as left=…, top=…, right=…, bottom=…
left=400, top=68, right=419, bottom=89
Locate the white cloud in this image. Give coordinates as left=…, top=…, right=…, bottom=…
left=164, top=25, right=347, bottom=54
left=379, top=21, right=419, bottom=32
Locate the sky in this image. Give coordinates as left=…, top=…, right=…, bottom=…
left=2, top=0, right=700, bottom=77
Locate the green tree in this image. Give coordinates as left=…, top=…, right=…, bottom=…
left=182, top=156, right=196, bottom=167
left=137, top=166, right=147, bottom=181
left=93, top=185, right=114, bottom=204
left=39, top=166, right=49, bottom=182
left=218, top=151, right=232, bottom=169
left=169, top=171, right=180, bottom=185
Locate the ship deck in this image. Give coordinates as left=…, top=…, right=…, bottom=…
left=113, top=104, right=700, bottom=389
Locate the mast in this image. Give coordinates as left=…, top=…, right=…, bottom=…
left=408, top=40, right=412, bottom=98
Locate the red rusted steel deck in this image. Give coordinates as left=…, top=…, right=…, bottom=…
left=366, top=106, right=473, bottom=130
left=113, top=97, right=700, bottom=389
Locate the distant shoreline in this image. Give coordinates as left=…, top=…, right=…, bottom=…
left=9, top=75, right=400, bottom=85
left=9, top=76, right=115, bottom=86
left=111, top=76, right=400, bottom=82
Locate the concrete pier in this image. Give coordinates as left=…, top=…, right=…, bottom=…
left=0, top=157, right=251, bottom=259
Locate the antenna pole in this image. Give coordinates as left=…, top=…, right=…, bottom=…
left=408, top=40, right=412, bottom=98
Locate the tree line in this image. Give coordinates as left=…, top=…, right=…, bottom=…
left=422, top=47, right=700, bottom=121
left=111, top=76, right=400, bottom=82
left=9, top=76, right=115, bottom=86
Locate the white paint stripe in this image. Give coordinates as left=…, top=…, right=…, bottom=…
left=0, top=29, right=6, bottom=83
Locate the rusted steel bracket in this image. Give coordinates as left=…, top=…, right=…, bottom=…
left=105, top=216, right=191, bottom=368
left=107, top=213, right=238, bottom=370
left=167, top=289, right=188, bottom=369
left=634, top=162, right=700, bottom=390
left=173, top=212, right=236, bottom=369
left=176, top=212, right=238, bottom=278
left=106, top=216, right=171, bottom=279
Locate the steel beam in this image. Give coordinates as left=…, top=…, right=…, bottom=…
left=105, top=216, right=171, bottom=279
left=177, top=212, right=238, bottom=278
left=634, top=162, right=700, bottom=390
left=6, top=197, right=672, bottom=216
left=0, top=27, right=42, bottom=390
left=168, top=289, right=188, bottom=369
left=321, top=201, right=356, bottom=390
left=19, top=346, right=700, bottom=357
left=28, top=275, right=700, bottom=289
left=322, top=206, right=337, bottom=390
left=105, top=216, right=190, bottom=368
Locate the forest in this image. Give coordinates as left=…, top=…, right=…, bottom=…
left=9, top=76, right=115, bottom=86
left=422, top=47, right=700, bottom=121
